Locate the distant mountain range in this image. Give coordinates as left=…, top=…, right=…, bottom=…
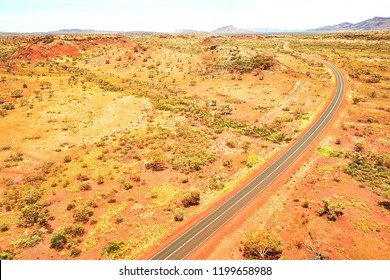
left=52, top=29, right=159, bottom=35
left=53, top=29, right=106, bottom=34
left=211, top=25, right=253, bottom=34
left=175, top=25, right=295, bottom=34
left=309, top=17, right=390, bottom=32
left=174, top=29, right=201, bottom=34
left=1, top=17, right=389, bottom=35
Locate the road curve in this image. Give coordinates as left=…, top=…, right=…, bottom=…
left=151, top=43, right=345, bottom=260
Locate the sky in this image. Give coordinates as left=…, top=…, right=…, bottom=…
left=0, top=0, right=388, bottom=32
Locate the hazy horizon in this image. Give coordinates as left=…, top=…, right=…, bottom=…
left=0, top=0, right=389, bottom=33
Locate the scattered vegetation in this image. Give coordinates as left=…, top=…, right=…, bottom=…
left=345, top=153, right=389, bottom=198
left=228, top=54, right=274, bottom=73
left=1, top=32, right=386, bottom=260
left=241, top=228, right=283, bottom=260
left=317, top=198, right=345, bottom=222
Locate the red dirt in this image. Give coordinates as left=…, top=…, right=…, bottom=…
left=15, top=42, right=79, bottom=62
left=201, top=37, right=218, bottom=46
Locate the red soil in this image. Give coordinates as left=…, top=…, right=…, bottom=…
left=201, top=37, right=218, bottom=46
left=15, top=42, right=79, bottom=61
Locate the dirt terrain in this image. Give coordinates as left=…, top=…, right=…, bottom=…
left=0, top=33, right=388, bottom=260
left=190, top=33, right=390, bottom=260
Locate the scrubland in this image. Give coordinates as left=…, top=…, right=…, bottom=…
left=0, top=32, right=387, bottom=260
left=201, top=32, right=389, bottom=260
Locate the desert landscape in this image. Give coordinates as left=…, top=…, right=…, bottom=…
left=0, top=31, right=388, bottom=260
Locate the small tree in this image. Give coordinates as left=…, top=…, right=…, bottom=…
left=241, top=229, right=283, bottom=260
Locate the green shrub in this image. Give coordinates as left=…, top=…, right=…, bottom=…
left=12, top=233, right=41, bottom=248
left=209, top=175, right=225, bottom=190
left=66, top=203, right=76, bottom=211
left=123, top=181, right=133, bottom=190
left=104, top=241, right=123, bottom=254
left=181, top=176, right=189, bottom=183
left=0, top=250, right=15, bottom=260
left=73, top=207, right=93, bottom=223
left=64, top=224, right=85, bottom=237
left=229, top=54, right=274, bottom=73
left=80, top=182, right=92, bottom=191
left=355, top=143, right=364, bottom=152
left=70, top=247, right=82, bottom=257
left=378, top=201, right=390, bottom=211
left=0, top=109, right=7, bottom=117
left=226, top=139, right=237, bottom=148
left=77, top=173, right=89, bottom=181
left=244, top=153, right=259, bottom=168
left=21, top=189, right=43, bottom=206
left=172, top=144, right=215, bottom=172
left=0, top=221, right=9, bottom=232
left=50, top=234, right=67, bottom=250
left=5, top=153, right=24, bottom=163
left=115, top=214, right=124, bottom=224
left=2, top=102, right=15, bottom=110
left=174, top=208, right=184, bottom=221
left=89, top=217, right=98, bottom=225
left=63, top=156, right=72, bottom=163
left=19, top=203, right=51, bottom=227
left=23, top=173, right=44, bottom=184
left=223, top=158, right=232, bottom=168
left=0, top=224, right=9, bottom=232
left=345, top=153, right=389, bottom=198
left=145, top=148, right=168, bottom=171
left=182, top=188, right=200, bottom=207
left=317, top=198, right=344, bottom=221
left=97, top=175, right=105, bottom=185
left=241, top=229, right=283, bottom=260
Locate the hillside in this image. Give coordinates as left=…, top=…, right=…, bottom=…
left=309, top=17, right=390, bottom=32
left=212, top=25, right=252, bottom=34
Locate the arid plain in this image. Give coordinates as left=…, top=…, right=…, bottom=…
left=0, top=32, right=388, bottom=259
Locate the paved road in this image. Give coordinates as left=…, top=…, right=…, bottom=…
left=151, top=43, right=345, bottom=260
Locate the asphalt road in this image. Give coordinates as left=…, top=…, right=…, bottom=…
left=151, top=44, right=345, bottom=260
